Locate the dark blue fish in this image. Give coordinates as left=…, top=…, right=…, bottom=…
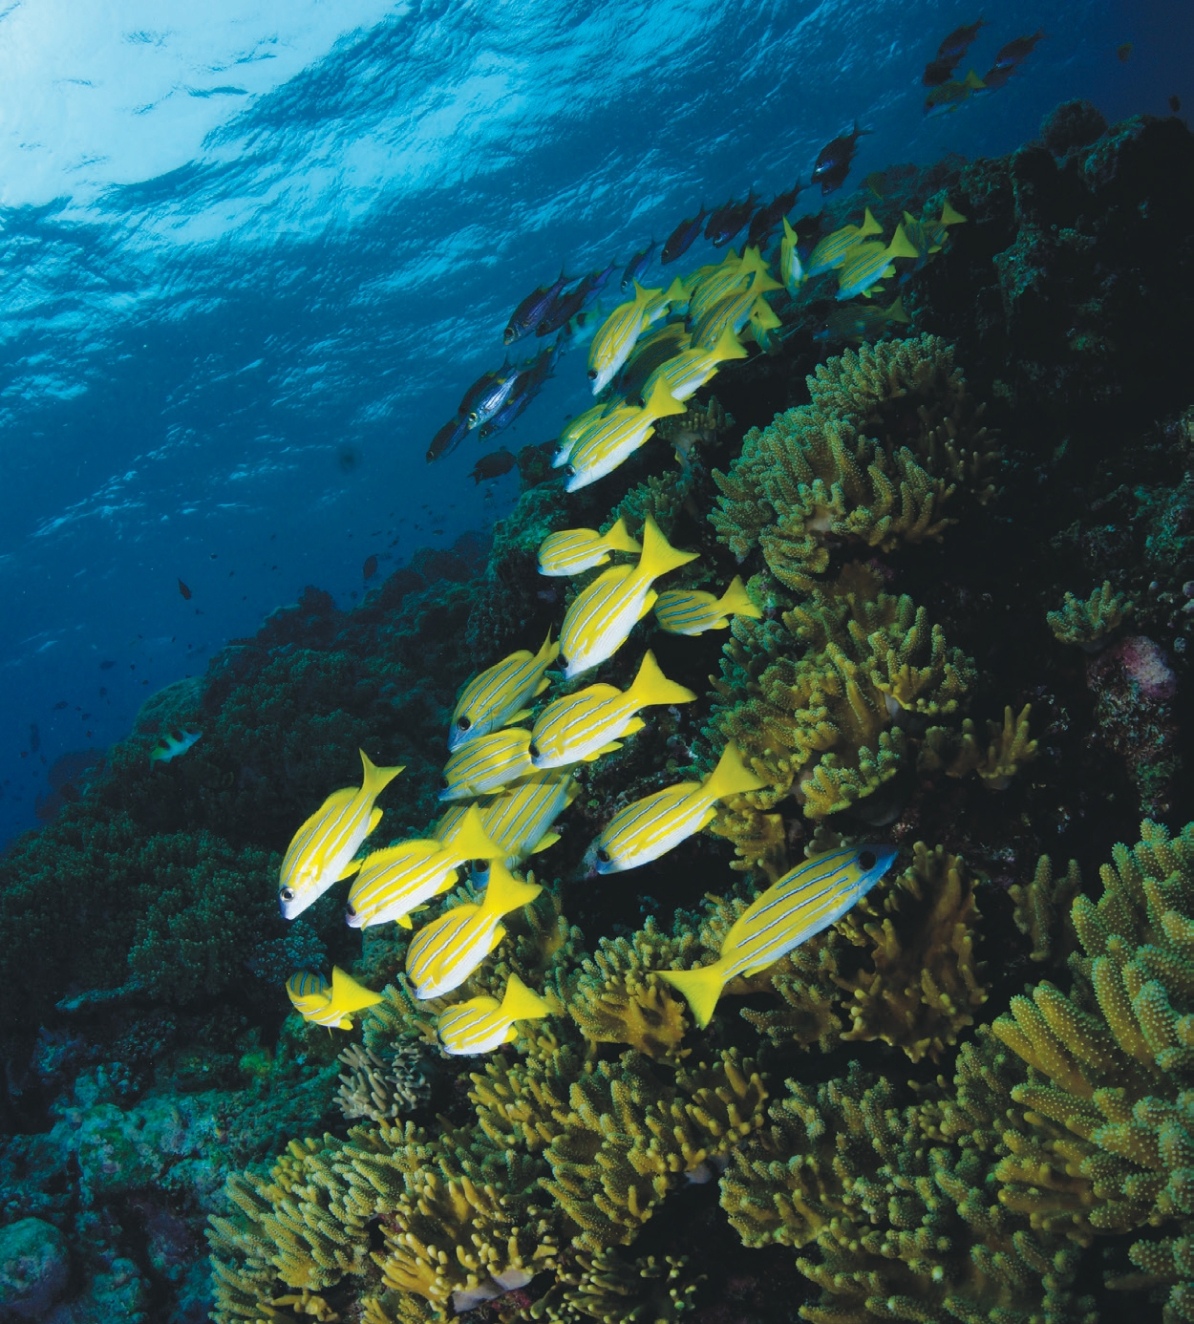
left=504, top=273, right=571, bottom=345
left=812, top=123, right=872, bottom=196
left=620, top=241, right=658, bottom=291
left=992, top=29, right=1045, bottom=69
left=479, top=344, right=558, bottom=437
left=661, top=206, right=708, bottom=264
left=705, top=191, right=757, bottom=246
left=937, top=19, right=986, bottom=61
left=584, top=261, right=619, bottom=301
left=745, top=185, right=801, bottom=250
left=922, top=55, right=962, bottom=87
left=470, top=449, right=517, bottom=484
left=535, top=266, right=613, bottom=336
left=426, top=413, right=470, bottom=463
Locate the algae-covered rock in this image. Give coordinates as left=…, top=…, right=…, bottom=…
left=0, top=1217, right=70, bottom=1319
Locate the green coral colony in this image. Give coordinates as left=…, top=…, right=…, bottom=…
left=3, top=109, right=1194, bottom=1324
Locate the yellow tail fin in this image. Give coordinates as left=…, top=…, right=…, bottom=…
left=482, top=861, right=543, bottom=917
left=703, top=741, right=767, bottom=801
left=643, top=375, right=687, bottom=421
left=450, top=804, right=506, bottom=861
left=359, top=749, right=405, bottom=797
left=710, top=324, right=748, bottom=364
left=637, top=516, right=699, bottom=581
left=656, top=963, right=728, bottom=1030
left=628, top=650, right=697, bottom=710
left=859, top=207, right=883, bottom=239
left=499, top=973, right=550, bottom=1023
left=940, top=198, right=967, bottom=226
left=887, top=224, right=919, bottom=262
left=632, top=280, right=662, bottom=306
left=602, top=517, right=642, bottom=555
left=715, top=576, right=762, bottom=621
left=533, top=629, right=560, bottom=667
left=329, top=966, right=384, bottom=1014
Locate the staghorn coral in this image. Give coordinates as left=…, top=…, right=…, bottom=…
left=989, top=821, right=1194, bottom=1317
left=920, top=702, right=1039, bottom=790
left=711, top=336, right=997, bottom=592
left=541, top=1049, right=768, bottom=1250
left=711, top=567, right=974, bottom=817
left=1008, top=852, right=1083, bottom=966
left=707, top=797, right=790, bottom=879
left=1046, top=580, right=1134, bottom=649
left=336, top=1042, right=432, bottom=1124
left=835, top=842, right=989, bottom=1063
left=561, top=920, right=696, bottom=1062
left=529, top=1247, right=702, bottom=1323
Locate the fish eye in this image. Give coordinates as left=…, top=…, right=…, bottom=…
left=457, top=715, right=471, bottom=732
left=441, top=775, right=451, bottom=788
left=528, top=742, right=540, bottom=760
left=564, top=465, right=575, bottom=477
left=467, top=411, right=479, bottom=426
left=345, top=903, right=356, bottom=918
left=597, top=847, right=610, bottom=863
left=587, top=369, right=597, bottom=380
left=858, top=850, right=877, bottom=871
left=280, top=887, right=294, bottom=902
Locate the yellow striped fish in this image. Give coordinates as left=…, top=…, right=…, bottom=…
left=345, top=805, right=503, bottom=929
left=834, top=224, right=919, bottom=301
left=437, top=771, right=577, bottom=870
left=654, top=576, right=761, bottom=635
left=560, top=516, right=698, bottom=678
left=587, top=280, right=662, bottom=395
left=586, top=741, right=765, bottom=874
left=689, top=288, right=777, bottom=352
left=278, top=749, right=404, bottom=919
left=449, top=632, right=558, bottom=750
left=285, top=967, right=383, bottom=1030
left=779, top=216, right=806, bottom=296
left=436, top=973, right=551, bottom=1055
left=563, top=376, right=686, bottom=492
left=686, top=247, right=775, bottom=324
left=642, top=323, right=747, bottom=404
left=658, top=845, right=898, bottom=1027
left=538, top=518, right=642, bottom=578
left=806, top=208, right=883, bottom=276
left=530, top=650, right=695, bottom=769
left=553, top=400, right=615, bottom=470
left=440, top=727, right=536, bottom=802
left=406, top=862, right=543, bottom=999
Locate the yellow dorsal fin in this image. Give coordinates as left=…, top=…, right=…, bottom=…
left=533, top=629, right=560, bottom=667
left=643, top=375, right=687, bottom=420
left=710, top=323, right=748, bottom=363
left=449, top=804, right=506, bottom=862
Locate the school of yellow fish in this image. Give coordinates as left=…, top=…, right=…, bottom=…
left=276, top=197, right=966, bottom=1051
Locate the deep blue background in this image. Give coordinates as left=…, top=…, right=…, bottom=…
left=1, top=0, right=1189, bottom=849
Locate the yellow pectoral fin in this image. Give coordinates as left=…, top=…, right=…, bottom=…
left=367, top=806, right=383, bottom=833
left=530, top=831, right=560, bottom=853
left=396, top=913, right=414, bottom=929
left=339, top=857, right=365, bottom=880
left=638, top=588, right=659, bottom=622
left=487, top=924, right=507, bottom=955
left=622, top=718, right=646, bottom=737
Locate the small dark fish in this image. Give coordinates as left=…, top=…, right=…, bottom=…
left=992, top=30, right=1046, bottom=69
left=100, top=660, right=116, bottom=670
left=458, top=364, right=520, bottom=431
left=936, top=19, right=986, bottom=61
left=662, top=206, right=708, bottom=264
left=178, top=578, right=192, bottom=600
left=812, top=124, right=872, bottom=196
left=583, top=261, right=619, bottom=301
left=620, top=241, right=657, bottom=290
left=745, top=185, right=801, bottom=249
left=1117, top=42, right=1133, bottom=62
left=504, top=273, right=571, bottom=344
left=427, top=413, right=470, bottom=462
left=52, top=700, right=69, bottom=711
left=976, top=63, right=1014, bottom=91
left=470, top=449, right=517, bottom=483
left=362, top=555, right=379, bottom=581
left=705, top=191, right=757, bottom=246
left=922, top=55, right=962, bottom=87
left=535, top=278, right=594, bottom=337
left=1170, top=94, right=1182, bottom=113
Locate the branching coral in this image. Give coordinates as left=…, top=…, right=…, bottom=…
left=835, top=842, right=989, bottom=1063
left=1008, top=853, right=1082, bottom=966
left=529, top=1247, right=702, bottom=1323
left=989, top=820, right=1194, bottom=1319
left=710, top=567, right=975, bottom=817
left=711, top=336, right=997, bottom=592
left=920, top=703, right=1039, bottom=790
left=336, top=1042, right=432, bottom=1124
left=1047, top=580, right=1134, bottom=649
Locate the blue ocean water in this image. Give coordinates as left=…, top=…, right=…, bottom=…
left=0, top=0, right=1187, bottom=852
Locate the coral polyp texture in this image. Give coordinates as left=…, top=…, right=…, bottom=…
left=1, top=109, right=1193, bottom=1324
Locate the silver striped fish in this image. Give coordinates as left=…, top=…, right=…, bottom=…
left=440, top=727, right=535, bottom=802
left=658, top=845, right=899, bottom=1027
left=449, top=632, right=558, bottom=750
left=436, top=973, right=551, bottom=1055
